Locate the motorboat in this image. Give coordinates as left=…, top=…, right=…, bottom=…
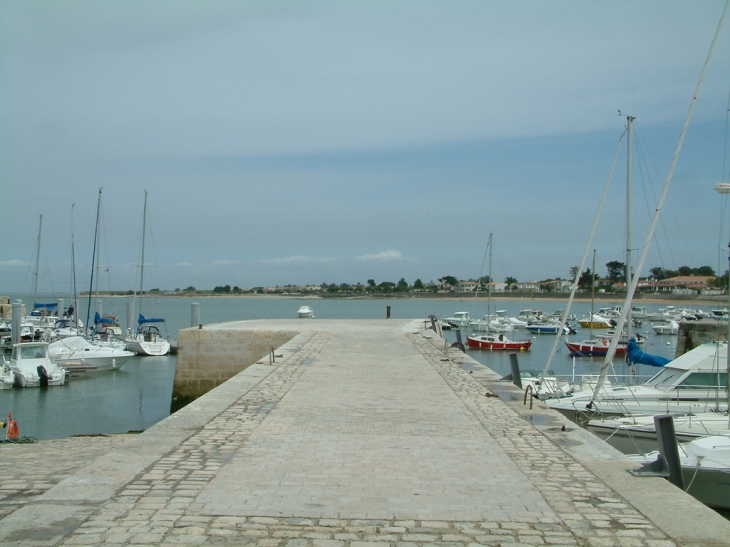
left=466, top=333, right=531, bottom=350
left=53, top=318, right=82, bottom=338
left=588, top=411, right=730, bottom=455
left=0, top=356, right=14, bottom=389
left=628, top=435, right=730, bottom=511
left=543, top=341, right=728, bottom=421
left=577, top=313, right=615, bottom=329
left=652, top=320, right=679, bottom=335
left=10, top=342, right=67, bottom=387
left=469, top=314, right=514, bottom=333
left=441, top=311, right=471, bottom=329
left=525, top=322, right=575, bottom=335
left=297, top=306, right=314, bottom=318
left=48, top=336, right=134, bottom=372
left=510, top=309, right=545, bottom=327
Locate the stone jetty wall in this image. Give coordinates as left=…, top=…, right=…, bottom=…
left=172, top=326, right=297, bottom=410
left=676, top=320, right=728, bottom=356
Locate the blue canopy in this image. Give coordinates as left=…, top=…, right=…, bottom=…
left=627, top=338, right=671, bottom=367
left=33, top=303, right=58, bottom=309
left=138, top=314, right=165, bottom=324
left=94, top=312, right=115, bottom=326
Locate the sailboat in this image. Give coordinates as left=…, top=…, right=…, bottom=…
left=466, top=234, right=531, bottom=350
left=566, top=251, right=627, bottom=357
left=124, top=191, right=170, bottom=356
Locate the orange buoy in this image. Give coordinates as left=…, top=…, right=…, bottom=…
left=6, top=413, right=18, bottom=440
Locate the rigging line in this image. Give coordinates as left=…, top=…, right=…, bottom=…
left=633, top=127, right=673, bottom=269
left=589, top=0, right=729, bottom=407
left=539, top=130, right=626, bottom=381
left=470, top=234, right=491, bottom=319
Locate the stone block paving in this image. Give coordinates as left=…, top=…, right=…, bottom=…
left=1, top=326, right=685, bottom=546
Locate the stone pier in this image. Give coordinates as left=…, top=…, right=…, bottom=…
left=1, top=318, right=729, bottom=546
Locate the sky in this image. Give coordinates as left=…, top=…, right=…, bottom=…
left=2, top=1, right=730, bottom=294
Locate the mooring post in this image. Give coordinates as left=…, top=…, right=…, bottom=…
left=11, top=301, right=21, bottom=346
left=191, top=302, right=200, bottom=328
left=655, top=414, right=684, bottom=489
left=126, top=299, right=134, bottom=336
left=509, top=353, right=523, bottom=389
left=386, top=305, right=391, bottom=319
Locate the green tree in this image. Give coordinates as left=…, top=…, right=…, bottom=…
left=569, top=266, right=580, bottom=280
left=439, top=276, right=459, bottom=288
left=504, top=276, right=518, bottom=291
left=649, top=267, right=667, bottom=281
left=578, top=268, right=594, bottom=290
left=697, top=265, right=716, bottom=276
left=606, top=261, right=626, bottom=282
left=413, top=278, right=424, bottom=290
left=396, top=278, right=409, bottom=291
left=367, top=279, right=376, bottom=288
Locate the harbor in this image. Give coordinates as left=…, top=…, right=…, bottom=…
left=1, top=315, right=730, bottom=546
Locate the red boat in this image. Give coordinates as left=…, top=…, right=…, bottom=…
left=565, top=338, right=628, bottom=357
left=466, top=334, right=532, bottom=351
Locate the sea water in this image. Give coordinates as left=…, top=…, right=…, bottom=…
left=0, top=295, right=681, bottom=441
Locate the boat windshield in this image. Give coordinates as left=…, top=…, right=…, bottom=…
left=674, top=372, right=728, bottom=390
left=644, top=368, right=686, bottom=388
left=19, top=346, right=46, bottom=359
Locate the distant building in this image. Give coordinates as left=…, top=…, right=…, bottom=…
left=656, top=275, right=716, bottom=294
left=454, top=281, right=478, bottom=293
left=514, top=281, right=540, bottom=292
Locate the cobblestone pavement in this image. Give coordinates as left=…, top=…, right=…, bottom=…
left=0, top=322, right=723, bottom=546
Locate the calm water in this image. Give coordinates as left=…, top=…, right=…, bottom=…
left=1, top=295, right=682, bottom=441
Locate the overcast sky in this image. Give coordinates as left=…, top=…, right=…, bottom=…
left=2, top=1, right=730, bottom=294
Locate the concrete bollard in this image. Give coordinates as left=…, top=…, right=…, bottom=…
left=655, top=414, right=684, bottom=489
left=509, top=353, right=523, bottom=389
left=191, top=302, right=200, bottom=328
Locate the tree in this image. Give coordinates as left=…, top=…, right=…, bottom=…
left=697, top=265, right=716, bottom=276
left=678, top=265, right=693, bottom=276
left=439, top=276, right=459, bottom=288
left=504, top=276, right=518, bottom=291
left=606, top=261, right=626, bottom=282
left=578, top=268, right=594, bottom=290
left=396, top=278, right=409, bottom=291
left=413, top=278, right=424, bottom=290
left=569, top=266, right=579, bottom=280
left=649, top=267, right=667, bottom=281
left=367, top=279, right=376, bottom=288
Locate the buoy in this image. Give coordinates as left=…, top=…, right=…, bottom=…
left=6, top=413, right=18, bottom=440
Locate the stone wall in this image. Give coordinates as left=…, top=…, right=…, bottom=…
left=172, top=326, right=297, bottom=410
left=676, top=321, right=728, bottom=357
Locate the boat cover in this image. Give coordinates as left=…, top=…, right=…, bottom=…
left=138, top=314, right=165, bottom=324
left=94, top=312, right=115, bottom=325
left=627, top=337, right=671, bottom=367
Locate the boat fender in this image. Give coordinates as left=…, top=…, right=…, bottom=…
left=37, top=365, right=49, bottom=388
left=6, top=414, right=18, bottom=440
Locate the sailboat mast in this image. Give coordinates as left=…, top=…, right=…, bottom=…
left=86, top=188, right=102, bottom=332
left=139, top=191, right=148, bottom=318
left=626, top=116, right=634, bottom=340
left=487, top=233, right=493, bottom=330
left=71, top=204, right=78, bottom=326
left=32, top=214, right=42, bottom=305
left=590, top=250, right=596, bottom=338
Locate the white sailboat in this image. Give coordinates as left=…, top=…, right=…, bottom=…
left=125, top=191, right=170, bottom=356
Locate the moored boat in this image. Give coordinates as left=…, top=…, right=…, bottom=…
left=297, top=306, right=314, bottom=318
left=466, top=333, right=531, bottom=351
left=10, top=342, right=67, bottom=387
left=48, top=336, right=134, bottom=372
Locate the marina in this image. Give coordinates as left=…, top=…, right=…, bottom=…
left=0, top=294, right=690, bottom=440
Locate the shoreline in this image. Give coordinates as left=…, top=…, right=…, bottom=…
left=55, top=291, right=729, bottom=307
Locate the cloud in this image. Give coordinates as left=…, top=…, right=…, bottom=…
left=0, top=260, right=28, bottom=268
left=260, top=255, right=338, bottom=265
left=356, top=250, right=403, bottom=261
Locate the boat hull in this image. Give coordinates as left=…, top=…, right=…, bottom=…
left=565, top=341, right=627, bottom=357
left=125, top=339, right=170, bottom=356
left=466, top=335, right=531, bottom=351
